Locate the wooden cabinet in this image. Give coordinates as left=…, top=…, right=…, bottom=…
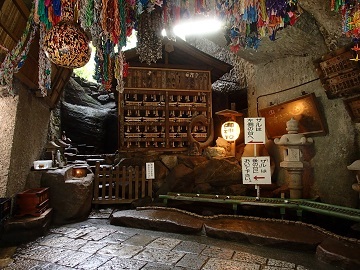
left=119, top=67, right=212, bottom=151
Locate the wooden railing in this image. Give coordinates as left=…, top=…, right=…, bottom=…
left=93, top=162, right=152, bottom=204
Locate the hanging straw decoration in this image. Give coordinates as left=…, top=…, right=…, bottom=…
left=30, top=0, right=304, bottom=92
left=114, top=51, right=125, bottom=93
left=38, top=24, right=52, bottom=97
left=0, top=5, right=38, bottom=95
left=137, top=9, right=163, bottom=65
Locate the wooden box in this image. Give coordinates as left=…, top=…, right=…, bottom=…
left=16, top=188, right=49, bottom=217
left=119, top=67, right=212, bottom=151
left=314, top=45, right=360, bottom=99
left=344, top=95, right=360, bottom=122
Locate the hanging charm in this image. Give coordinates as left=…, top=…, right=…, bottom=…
left=136, top=10, right=163, bottom=65
left=42, top=0, right=91, bottom=69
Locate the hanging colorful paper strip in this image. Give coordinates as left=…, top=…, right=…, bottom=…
left=216, top=0, right=301, bottom=52
left=38, top=24, right=52, bottom=97
left=0, top=4, right=38, bottom=95
left=332, top=0, right=360, bottom=38
left=31, top=0, right=303, bottom=91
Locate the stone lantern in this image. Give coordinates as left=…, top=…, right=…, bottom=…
left=274, top=118, right=313, bottom=199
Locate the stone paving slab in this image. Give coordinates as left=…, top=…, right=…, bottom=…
left=98, top=243, right=143, bottom=258
left=78, top=240, right=107, bottom=253
left=233, top=250, right=267, bottom=265
left=175, top=253, right=209, bottom=269
left=55, top=250, right=92, bottom=267
left=146, top=237, right=181, bottom=250
left=122, top=234, right=156, bottom=247
left=173, top=240, right=207, bottom=254
left=100, top=231, right=135, bottom=244
left=74, top=254, right=113, bottom=270
left=202, top=257, right=261, bottom=270
left=141, top=262, right=186, bottom=270
left=0, top=218, right=339, bottom=270
left=200, top=245, right=234, bottom=259
left=97, top=257, right=146, bottom=270
left=133, top=247, right=185, bottom=265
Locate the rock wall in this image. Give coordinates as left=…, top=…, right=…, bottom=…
left=248, top=55, right=359, bottom=208
left=189, top=26, right=359, bottom=207
left=0, top=94, right=18, bottom=197
left=61, top=76, right=118, bottom=153
left=0, top=80, right=51, bottom=197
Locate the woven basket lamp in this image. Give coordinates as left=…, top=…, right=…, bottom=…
left=43, top=19, right=91, bottom=69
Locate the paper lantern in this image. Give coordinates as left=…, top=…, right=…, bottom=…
left=43, top=22, right=91, bottom=69
left=221, top=121, right=240, bottom=141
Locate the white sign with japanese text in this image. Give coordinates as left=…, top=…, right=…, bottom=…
left=146, top=162, right=155, bottom=179
left=244, top=117, right=266, bottom=144
left=241, top=156, right=271, bottom=184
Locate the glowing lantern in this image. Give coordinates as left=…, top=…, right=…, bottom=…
left=221, top=121, right=240, bottom=141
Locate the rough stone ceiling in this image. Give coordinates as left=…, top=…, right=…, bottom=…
left=18, top=0, right=350, bottom=65
left=204, top=0, right=350, bottom=64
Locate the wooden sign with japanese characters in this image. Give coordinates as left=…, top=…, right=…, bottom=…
left=241, top=156, right=272, bottom=185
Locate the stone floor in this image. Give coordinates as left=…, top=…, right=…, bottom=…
left=0, top=217, right=337, bottom=270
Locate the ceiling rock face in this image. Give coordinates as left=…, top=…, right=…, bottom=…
left=204, top=0, right=349, bottom=64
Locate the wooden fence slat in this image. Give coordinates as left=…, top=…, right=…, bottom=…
left=93, top=162, right=101, bottom=201
left=108, top=168, right=114, bottom=200
left=115, top=166, right=120, bottom=201
left=101, top=173, right=107, bottom=200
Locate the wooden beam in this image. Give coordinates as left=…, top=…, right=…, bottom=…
left=13, top=0, right=30, bottom=18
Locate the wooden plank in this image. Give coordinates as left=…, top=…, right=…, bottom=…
left=108, top=167, right=114, bottom=200
left=13, top=0, right=30, bottom=18
left=93, top=162, right=101, bottom=201
left=115, top=166, right=120, bottom=201
left=101, top=170, right=107, bottom=201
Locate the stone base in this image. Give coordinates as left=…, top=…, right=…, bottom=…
left=316, top=238, right=360, bottom=270
left=40, top=166, right=94, bottom=225
left=0, top=208, right=52, bottom=246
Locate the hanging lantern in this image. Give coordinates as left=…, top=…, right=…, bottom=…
left=43, top=22, right=91, bottom=69
left=221, top=121, right=241, bottom=141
